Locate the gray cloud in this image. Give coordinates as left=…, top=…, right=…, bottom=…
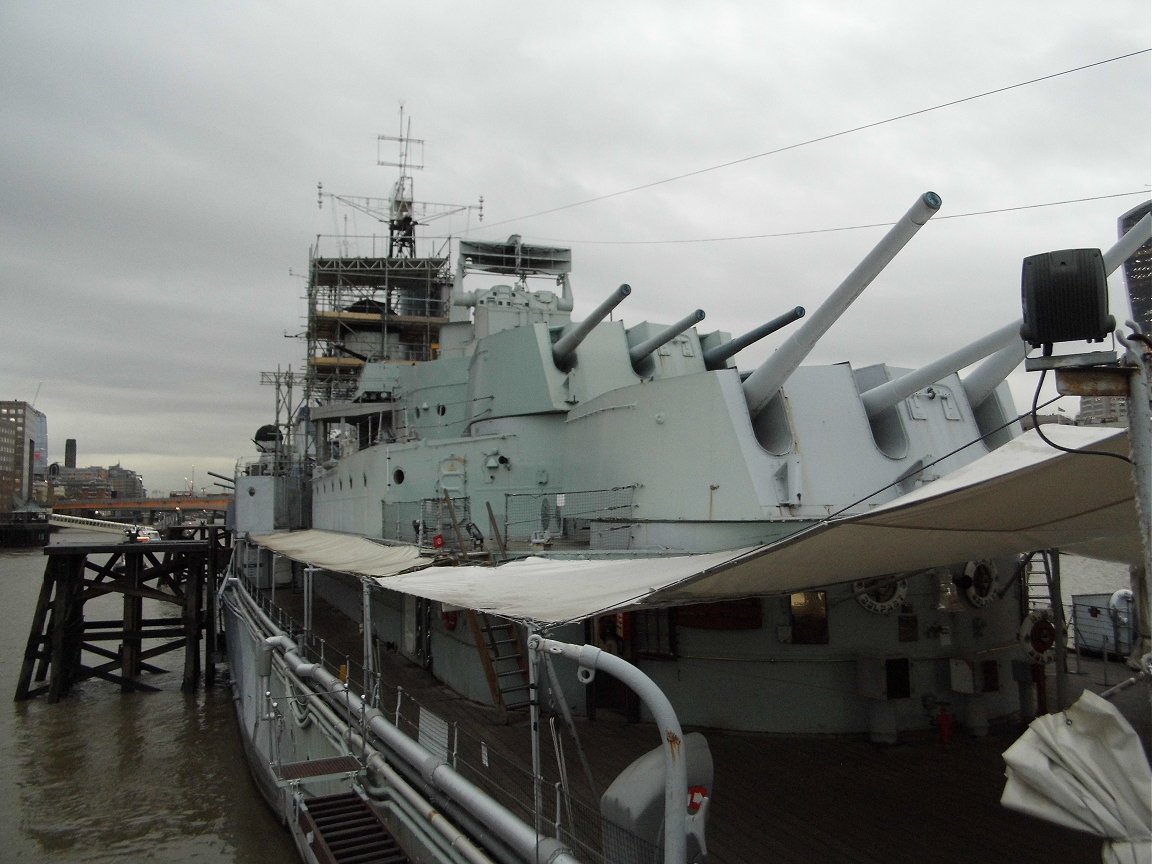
left=1, top=1, right=1147, bottom=494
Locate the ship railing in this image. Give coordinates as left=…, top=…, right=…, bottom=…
left=235, top=572, right=655, bottom=864
left=1068, top=597, right=1137, bottom=662
left=502, top=487, right=639, bottom=551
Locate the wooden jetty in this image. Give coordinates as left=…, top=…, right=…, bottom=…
left=14, top=526, right=232, bottom=702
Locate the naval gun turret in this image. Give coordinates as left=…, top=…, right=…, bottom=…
left=860, top=209, right=1152, bottom=418
left=552, top=283, right=632, bottom=368
left=741, top=192, right=942, bottom=418
left=628, top=309, right=706, bottom=370
left=703, top=306, right=806, bottom=370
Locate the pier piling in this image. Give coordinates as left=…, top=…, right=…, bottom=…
left=14, top=528, right=231, bottom=702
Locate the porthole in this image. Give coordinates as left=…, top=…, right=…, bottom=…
left=437, top=404, right=446, bottom=416
left=393, top=468, right=405, bottom=485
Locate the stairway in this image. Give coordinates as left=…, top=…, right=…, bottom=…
left=468, top=611, right=532, bottom=713
left=300, top=792, right=408, bottom=864
left=1022, top=551, right=1055, bottom=613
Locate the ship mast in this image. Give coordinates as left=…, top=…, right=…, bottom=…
left=377, top=107, right=422, bottom=258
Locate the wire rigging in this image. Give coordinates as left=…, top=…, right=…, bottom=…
left=479, top=48, right=1150, bottom=232
left=533, top=191, right=1150, bottom=246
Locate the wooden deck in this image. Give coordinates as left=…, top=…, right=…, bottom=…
left=264, top=586, right=1150, bottom=864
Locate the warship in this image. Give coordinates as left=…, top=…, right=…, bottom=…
left=221, top=128, right=1149, bottom=863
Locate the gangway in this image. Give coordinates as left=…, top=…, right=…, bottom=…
left=48, top=513, right=160, bottom=540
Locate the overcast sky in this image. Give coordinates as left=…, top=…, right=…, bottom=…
left=1, top=2, right=1148, bottom=496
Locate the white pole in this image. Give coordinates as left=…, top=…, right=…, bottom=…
left=529, top=635, right=688, bottom=864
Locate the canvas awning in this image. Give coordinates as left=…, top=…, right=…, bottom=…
left=375, top=425, right=1138, bottom=625
left=251, top=529, right=431, bottom=579
left=250, top=426, right=1137, bottom=626
left=1002, top=690, right=1152, bottom=864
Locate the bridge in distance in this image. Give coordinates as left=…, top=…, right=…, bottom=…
left=50, top=496, right=232, bottom=514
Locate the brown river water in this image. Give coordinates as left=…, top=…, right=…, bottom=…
left=0, top=530, right=295, bottom=863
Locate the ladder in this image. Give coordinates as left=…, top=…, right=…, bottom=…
left=299, top=792, right=409, bottom=864
left=1022, top=551, right=1055, bottom=614
left=467, top=611, right=531, bottom=714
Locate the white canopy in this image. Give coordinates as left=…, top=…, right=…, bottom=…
left=1002, top=690, right=1152, bottom=864
left=378, top=426, right=1137, bottom=625
left=251, top=426, right=1137, bottom=626
left=251, top=529, right=431, bottom=578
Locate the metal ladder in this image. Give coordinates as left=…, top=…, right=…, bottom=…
left=299, top=792, right=409, bottom=864
left=1022, top=551, right=1055, bottom=613
left=468, top=611, right=531, bottom=713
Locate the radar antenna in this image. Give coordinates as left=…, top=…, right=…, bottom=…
left=377, top=106, right=423, bottom=256
left=317, top=107, right=482, bottom=258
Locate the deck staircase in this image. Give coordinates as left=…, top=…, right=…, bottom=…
left=299, top=792, right=409, bottom=864
left=467, top=611, right=532, bottom=713
left=1022, top=552, right=1055, bottom=613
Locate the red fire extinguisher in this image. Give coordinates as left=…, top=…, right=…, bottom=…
left=937, top=703, right=956, bottom=744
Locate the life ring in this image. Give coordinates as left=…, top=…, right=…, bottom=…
left=963, top=560, right=999, bottom=607
left=1017, top=610, right=1058, bottom=663
left=854, top=578, right=907, bottom=614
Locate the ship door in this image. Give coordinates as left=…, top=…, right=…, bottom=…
left=402, top=594, right=433, bottom=669
left=438, top=456, right=467, bottom=498
left=588, top=613, right=639, bottom=721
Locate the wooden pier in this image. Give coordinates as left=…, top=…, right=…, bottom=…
left=14, top=527, right=232, bottom=702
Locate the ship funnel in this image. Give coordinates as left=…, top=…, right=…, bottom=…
left=552, top=283, right=632, bottom=366
left=859, top=321, right=1021, bottom=417
left=742, top=192, right=942, bottom=417
left=628, top=309, right=706, bottom=367
left=703, top=306, right=805, bottom=370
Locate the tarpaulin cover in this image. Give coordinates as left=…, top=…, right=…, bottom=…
left=251, top=529, right=431, bottom=578
left=373, top=426, right=1137, bottom=625
left=251, top=428, right=1134, bottom=625
left=1002, top=690, right=1152, bottom=864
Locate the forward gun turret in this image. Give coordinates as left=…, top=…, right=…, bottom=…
left=628, top=309, right=706, bottom=368
left=703, top=307, right=805, bottom=370
left=742, top=192, right=942, bottom=418
left=552, top=283, right=632, bottom=367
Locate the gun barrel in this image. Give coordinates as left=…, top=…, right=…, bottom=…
left=742, top=191, right=942, bottom=417
left=859, top=320, right=1021, bottom=417
left=1104, top=211, right=1152, bottom=273
left=962, top=339, right=1026, bottom=408
left=628, top=309, right=706, bottom=366
left=552, top=284, right=632, bottom=365
left=703, top=306, right=805, bottom=370
left=334, top=342, right=370, bottom=362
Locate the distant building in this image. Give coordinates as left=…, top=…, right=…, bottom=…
left=107, top=463, right=146, bottom=499
left=1, top=401, right=47, bottom=509
left=1076, top=395, right=1128, bottom=427
left=1119, top=200, right=1151, bottom=335
left=49, top=463, right=145, bottom=501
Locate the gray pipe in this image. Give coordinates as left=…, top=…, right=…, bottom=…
left=552, top=284, right=631, bottom=366
left=742, top=192, right=942, bottom=417
left=628, top=309, right=706, bottom=366
left=702, top=306, right=805, bottom=370
left=248, top=609, right=579, bottom=864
